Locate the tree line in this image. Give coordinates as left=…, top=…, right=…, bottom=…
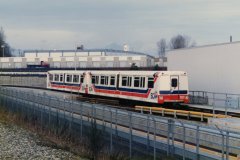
left=157, top=34, right=196, bottom=58
left=0, top=27, right=12, bottom=57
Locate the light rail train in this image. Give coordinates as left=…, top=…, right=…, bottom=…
left=47, top=70, right=189, bottom=104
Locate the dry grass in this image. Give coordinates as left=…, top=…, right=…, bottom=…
left=0, top=106, right=176, bottom=160
left=0, top=107, right=130, bottom=160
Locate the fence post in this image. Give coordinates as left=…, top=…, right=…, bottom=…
left=110, top=110, right=113, bottom=153
left=212, top=93, right=215, bottom=115
left=153, top=118, right=156, bottom=160
left=102, top=106, right=105, bottom=127
left=167, top=119, right=173, bottom=155
left=167, top=120, right=170, bottom=155
left=225, top=96, right=228, bottom=116
left=238, top=96, right=240, bottom=109
left=40, top=94, right=43, bottom=132
left=226, top=131, right=229, bottom=160
left=183, top=124, right=186, bottom=160
left=129, top=112, right=132, bottom=158
left=63, top=98, right=66, bottom=119
left=196, top=126, right=200, bottom=156
left=48, top=97, right=51, bottom=133
left=71, top=101, right=74, bottom=126
left=192, top=91, right=195, bottom=104
left=80, top=102, right=83, bottom=138
left=172, top=120, right=175, bottom=153
left=221, top=131, right=225, bottom=160
left=69, top=100, right=73, bottom=135
left=115, top=109, right=118, bottom=135
left=147, top=115, right=150, bottom=152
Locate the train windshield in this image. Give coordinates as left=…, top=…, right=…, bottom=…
left=171, top=78, right=178, bottom=87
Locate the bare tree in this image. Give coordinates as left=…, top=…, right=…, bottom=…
left=0, top=27, right=12, bottom=57
left=169, top=34, right=196, bottom=49
left=0, top=27, right=5, bottom=47
left=157, top=38, right=167, bottom=58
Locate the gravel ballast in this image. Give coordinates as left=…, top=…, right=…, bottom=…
left=0, top=122, right=84, bottom=160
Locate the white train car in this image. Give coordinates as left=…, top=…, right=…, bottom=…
left=47, top=70, right=189, bottom=104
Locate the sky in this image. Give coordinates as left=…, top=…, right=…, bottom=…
left=1, top=0, right=240, bottom=56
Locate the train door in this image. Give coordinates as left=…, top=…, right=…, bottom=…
left=170, top=75, right=180, bottom=99
left=83, top=72, right=89, bottom=94
left=116, top=74, right=119, bottom=90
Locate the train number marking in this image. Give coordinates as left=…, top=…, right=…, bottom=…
left=151, top=92, right=158, bottom=99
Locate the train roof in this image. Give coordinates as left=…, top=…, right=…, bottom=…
left=48, top=70, right=187, bottom=76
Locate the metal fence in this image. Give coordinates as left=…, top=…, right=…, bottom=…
left=0, top=87, right=240, bottom=160
left=189, top=91, right=240, bottom=109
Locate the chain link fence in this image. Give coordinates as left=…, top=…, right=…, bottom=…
left=189, top=91, right=240, bottom=111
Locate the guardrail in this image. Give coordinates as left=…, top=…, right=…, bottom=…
left=135, top=106, right=231, bottom=121
left=0, top=87, right=240, bottom=159
left=189, top=91, right=240, bottom=109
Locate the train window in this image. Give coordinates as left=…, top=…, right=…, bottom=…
left=60, top=75, right=64, bottom=82
left=54, top=74, right=60, bottom=81
left=95, top=76, right=99, bottom=84
left=140, top=77, right=145, bottom=88
left=100, top=76, right=105, bottom=85
left=100, top=76, right=109, bottom=85
left=134, top=77, right=140, bottom=87
left=92, top=76, right=96, bottom=84
left=73, top=75, right=79, bottom=83
left=171, top=78, right=178, bottom=87
left=49, top=74, right=53, bottom=81
left=127, top=77, right=132, bottom=87
left=122, top=76, right=127, bottom=86
left=80, top=75, right=84, bottom=83
left=148, top=77, right=154, bottom=88
left=66, top=75, right=72, bottom=82
left=110, top=76, right=115, bottom=86
left=106, top=76, right=109, bottom=85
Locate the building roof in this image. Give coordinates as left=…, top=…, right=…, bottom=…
left=167, top=41, right=240, bottom=53
left=24, top=49, right=155, bottom=58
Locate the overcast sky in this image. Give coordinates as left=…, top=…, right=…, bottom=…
left=1, top=0, right=240, bottom=55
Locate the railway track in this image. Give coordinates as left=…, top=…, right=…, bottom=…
left=2, top=85, right=238, bottom=122
left=75, top=94, right=232, bottom=122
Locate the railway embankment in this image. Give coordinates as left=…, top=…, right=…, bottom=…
left=0, top=108, right=84, bottom=160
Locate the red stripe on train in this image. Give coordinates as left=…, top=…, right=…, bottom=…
left=50, top=84, right=82, bottom=91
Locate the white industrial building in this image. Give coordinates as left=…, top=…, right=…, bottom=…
left=0, top=49, right=155, bottom=69
left=167, top=41, right=240, bottom=94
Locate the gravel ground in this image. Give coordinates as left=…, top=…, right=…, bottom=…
left=0, top=122, right=84, bottom=160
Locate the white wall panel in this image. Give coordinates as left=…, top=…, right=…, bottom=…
left=25, top=52, right=36, bottom=58
left=52, top=57, right=61, bottom=61
left=92, top=57, right=101, bottom=61
left=76, top=52, right=88, bottom=56
left=132, top=56, right=142, bottom=60
left=79, top=57, right=88, bottom=61
left=63, top=52, right=75, bottom=57
left=0, top=58, right=10, bottom=62
left=37, top=52, right=49, bottom=58
left=65, top=57, right=74, bottom=61
left=167, top=42, right=240, bottom=94
left=50, top=52, right=62, bottom=58
left=13, top=57, right=23, bottom=62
